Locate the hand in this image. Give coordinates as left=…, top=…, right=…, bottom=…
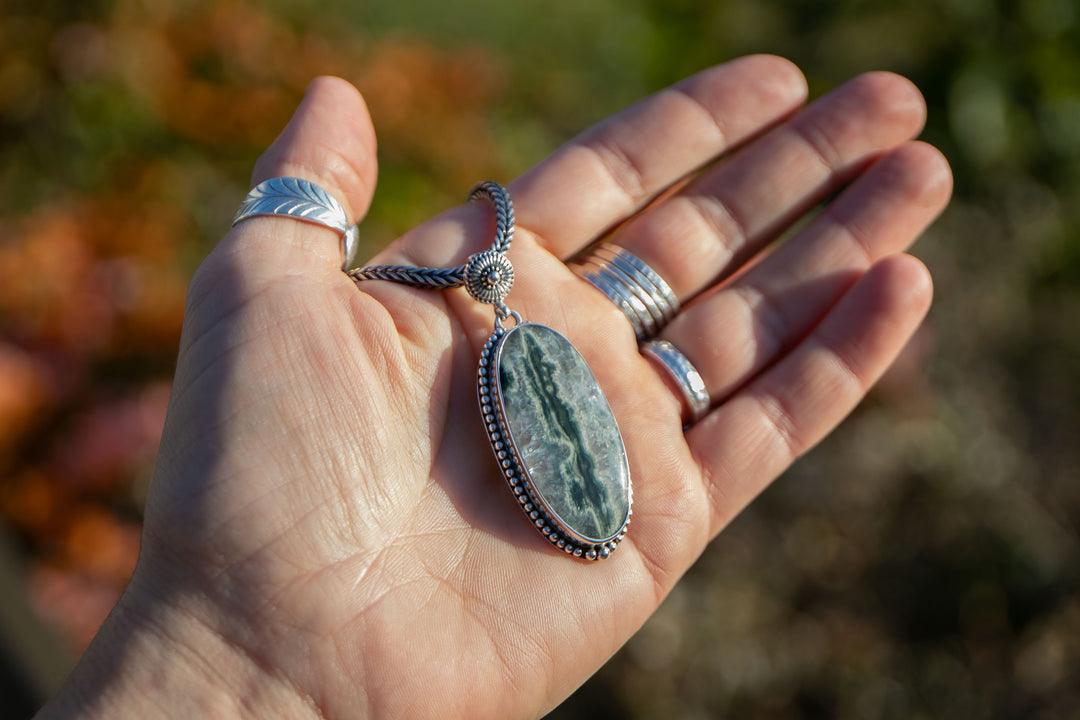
left=39, top=55, right=951, bottom=720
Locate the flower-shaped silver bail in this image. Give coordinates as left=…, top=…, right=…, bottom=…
left=464, top=250, right=515, bottom=306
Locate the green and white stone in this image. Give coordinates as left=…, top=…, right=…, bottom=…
left=495, top=323, right=630, bottom=544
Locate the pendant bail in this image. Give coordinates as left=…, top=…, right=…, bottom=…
left=494, top=304, right=522, bottom=330
left=464, top=249, right=515, bottom=306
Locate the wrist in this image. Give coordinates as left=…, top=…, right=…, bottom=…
left=36, top=575, right=324, bottom=720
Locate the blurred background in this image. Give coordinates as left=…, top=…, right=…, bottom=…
left=1, top=0, right=1078, bottom=717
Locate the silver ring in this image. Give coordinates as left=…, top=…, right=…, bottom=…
left=640, top=339, right=709, bottom=425
left=233, top=177, right=360, bottom=271
left=570, top=244, right=679, bottom=341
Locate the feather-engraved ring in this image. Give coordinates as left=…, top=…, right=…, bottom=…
left=233, top=177, right=360, bottom=270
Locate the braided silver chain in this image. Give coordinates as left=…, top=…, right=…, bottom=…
left=347, top=181, right=515, bottom=294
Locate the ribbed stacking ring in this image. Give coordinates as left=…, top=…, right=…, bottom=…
left=640, top=339, right=710, bottom=425
left=233, top=177, right=360, bottom=271
left=570, top=244, right=679, bottom=341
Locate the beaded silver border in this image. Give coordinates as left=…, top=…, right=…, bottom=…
left=477, top=324, right=631, bottom=561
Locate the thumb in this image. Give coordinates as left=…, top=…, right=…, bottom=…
left=223, top=76, right=379, bottom=278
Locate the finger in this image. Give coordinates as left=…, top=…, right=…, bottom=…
left=371, top=55, right=808, bottom=273
left=608, top=71, right=928, bottom=299
left=512, top=55, right=808, bottom=256
left=687, top=254, right=934, bottom=535
left=659, top=140, right=951, bottom=407
left=224, top=76, right=378, bottom=279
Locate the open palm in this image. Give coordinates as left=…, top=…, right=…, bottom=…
left=43, top=55, right=951, bottom=720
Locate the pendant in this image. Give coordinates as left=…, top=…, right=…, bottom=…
left=351, top=182, right=633, bottom=561
left=478, top=320, right=632, bottom=560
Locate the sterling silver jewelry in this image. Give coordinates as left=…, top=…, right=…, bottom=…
left=233, top=177, right=360, bottom=270
left=570, top=244, right=679, bottom=341
left=640, top=338, right=710, bottom=425
left=350, top=182, right=631, bottom=561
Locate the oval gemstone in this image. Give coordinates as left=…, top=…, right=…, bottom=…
left=495, top=323, right=630, bottom=543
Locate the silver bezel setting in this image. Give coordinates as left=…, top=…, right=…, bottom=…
left=477, top=323, right=631, bottom=561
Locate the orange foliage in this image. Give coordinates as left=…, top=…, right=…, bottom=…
left=0, top=345, right=51, bottom=460
left=0, top=0, right=509, bottom=653
left=357, top=41, right=507, bottom=184
left=0, top=199, right=187, bottom=356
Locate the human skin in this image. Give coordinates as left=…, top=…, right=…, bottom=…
left=36, top=55, right=951, bottom=719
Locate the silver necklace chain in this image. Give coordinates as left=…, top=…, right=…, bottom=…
left=347, top=181, right=515, bottom=291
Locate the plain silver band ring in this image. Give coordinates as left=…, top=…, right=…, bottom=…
left=577, top=257, right=659, bottom=337
left=570, top=244, right=679, bottom=341
left=640, top=339, right=710, bottom=425
left=233, top=176, right=360, bottom=271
